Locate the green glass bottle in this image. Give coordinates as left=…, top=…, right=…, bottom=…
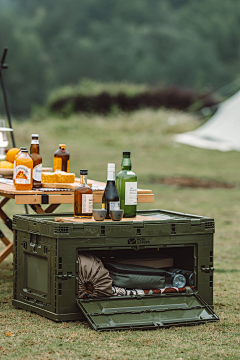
left=116, top=151, right=137, bottom=218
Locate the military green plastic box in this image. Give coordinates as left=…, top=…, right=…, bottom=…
left=12, top=209, right=219, bottom=331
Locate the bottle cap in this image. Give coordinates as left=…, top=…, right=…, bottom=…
left=20, top=147, right=27, bottom=150
left=21, top=149, right=28, bottom=153
left=59, top=144, right=66, bottom=147
left=107, top=163, right=115, bottom=172
left=80, top=169, right=88, bottom=175
left=31, top=134, right=39, bottom=138
left=123, top=151, right=130, bottom=156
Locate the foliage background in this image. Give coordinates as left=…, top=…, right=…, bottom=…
left=1, top=0, right=240, bottom=115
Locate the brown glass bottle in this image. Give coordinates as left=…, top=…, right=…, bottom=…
left=30, top=134, right=42, bottom=188
left=74, top=170, right=93, bottom=218
left=53, top=144, right=70, bottom=172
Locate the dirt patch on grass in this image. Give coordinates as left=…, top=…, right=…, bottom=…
left=152, top=176, right=235, bottom=189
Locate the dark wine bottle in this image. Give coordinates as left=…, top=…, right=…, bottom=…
left=102, top=163, right=120, bottom=219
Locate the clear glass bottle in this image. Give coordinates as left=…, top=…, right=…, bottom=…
left=167, top=268, right=194, bottom=287
left=74, top=170, right=93, bottom=218
left=53, top=144, right=70, bottom=172
left=102, top=163, right=120, bottom=219
left=116, top=151, right=137, bottom=217
left=15, top=149, right=33, bottom=190
left=30, top=134, right=42, bottom=188
left=165, top=272, right=186, bottom=288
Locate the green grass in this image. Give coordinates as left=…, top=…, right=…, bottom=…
left=0, top=108, right=240, bottom=359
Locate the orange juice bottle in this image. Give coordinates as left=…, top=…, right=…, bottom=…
left=15, top=149, right=33, bottom=190
left=13, top=147, right=27, bottom=186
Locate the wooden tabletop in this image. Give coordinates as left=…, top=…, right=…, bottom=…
left=0, top=178, right=154, bottom=204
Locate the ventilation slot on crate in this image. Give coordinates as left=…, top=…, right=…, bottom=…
left=58, top=283, right=62, bottom=296
left=136, top=228, right=141, bottom=235
left=58, top=257, right=62, bottom=270
left=205, top=222, right=214, bottom=230
left=210, top=251, right=213, bottom=263
left=101, top=226, right=105, bottom=236
left=210, top=275, right=213, bottom=288
left=171, top=224, right=176, bottom=234
left=54, top=225, right=69, bottom=234
left=14, top=232, right=17, bottom=247
left=12, top=216, right=17, bottom=227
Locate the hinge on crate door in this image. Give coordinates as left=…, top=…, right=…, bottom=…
left=153, top=322, right=163, bottom=328
left=201, top=266, right=215, bottom=273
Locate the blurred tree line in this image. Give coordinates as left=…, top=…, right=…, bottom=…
left=0, top=0, right=240, bottom=116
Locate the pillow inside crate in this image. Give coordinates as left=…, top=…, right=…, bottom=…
left=78, top=253, right=112, bottom=298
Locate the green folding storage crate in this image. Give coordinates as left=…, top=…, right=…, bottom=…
left=12, top=209, right=219, bottom=330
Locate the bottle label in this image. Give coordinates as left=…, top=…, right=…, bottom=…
left=53, top=157, right=62, bottom=172
left=15, top=165, right=31, bottom=184
left=125, top=182, right=137, bottom=205
left=109, top=201, right=120, bottom=211
left=31, top=140, right=39, bottom=144
left=67, top=159, right=70, bottom=173
left=82, top=194, right=93, bottom=213
left=33, top=163, right=42, bottom=181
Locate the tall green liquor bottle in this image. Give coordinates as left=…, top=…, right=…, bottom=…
left=116, top=151, right=137, bottom=217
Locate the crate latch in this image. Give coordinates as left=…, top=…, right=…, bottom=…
left=56, top=273, right=73, bottom=280
left=153, top=321, right=163, bottom=328
left=201, top=266, right=215, bottom=273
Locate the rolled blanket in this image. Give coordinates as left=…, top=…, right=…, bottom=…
left=112, top=286, right=194, bottom=296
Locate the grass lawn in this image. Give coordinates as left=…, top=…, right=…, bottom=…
left=0, top=108, right=240, bottom=359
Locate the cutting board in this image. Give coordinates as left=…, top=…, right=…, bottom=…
left=55, top=215, right=157, bottom=223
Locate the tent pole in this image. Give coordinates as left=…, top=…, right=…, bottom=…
left=0, top=48, right=28, bottom=214
left=0, top=47, right=16, bottom=147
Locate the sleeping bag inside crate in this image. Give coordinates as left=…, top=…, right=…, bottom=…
left=12, top=209, right=219, bottom=330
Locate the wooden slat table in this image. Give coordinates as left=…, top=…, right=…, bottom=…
left=0, top=179, right=154, bottom=263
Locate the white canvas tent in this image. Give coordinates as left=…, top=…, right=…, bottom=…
left=174, top=90, right=240, bottom=151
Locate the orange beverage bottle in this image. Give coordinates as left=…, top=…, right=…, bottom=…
left=53, top=144, right=70, bottom=172
left=15, top=149, right=33, bottom=190
left=13, top=147, right=27, bottom=186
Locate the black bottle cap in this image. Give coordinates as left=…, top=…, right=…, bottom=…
left=123, top=151, right=130, bottom=156
left=80, top=169, right=88, bottom=175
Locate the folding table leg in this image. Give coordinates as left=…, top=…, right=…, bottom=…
left=29, top=204, right=45, bottom=214
left=0, top=229, right=11, bottom=246
left=0, top=197, right=13, bottom=263
left=0, top=197, right=13, bottom=230
left=30, top=204, right=61, bottom=214
left=0, top=242, right=13, bottom=263
left=45, top=204, right=60, bottom=213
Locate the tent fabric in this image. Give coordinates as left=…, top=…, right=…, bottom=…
left=174, top=90, right=240, bottom=151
